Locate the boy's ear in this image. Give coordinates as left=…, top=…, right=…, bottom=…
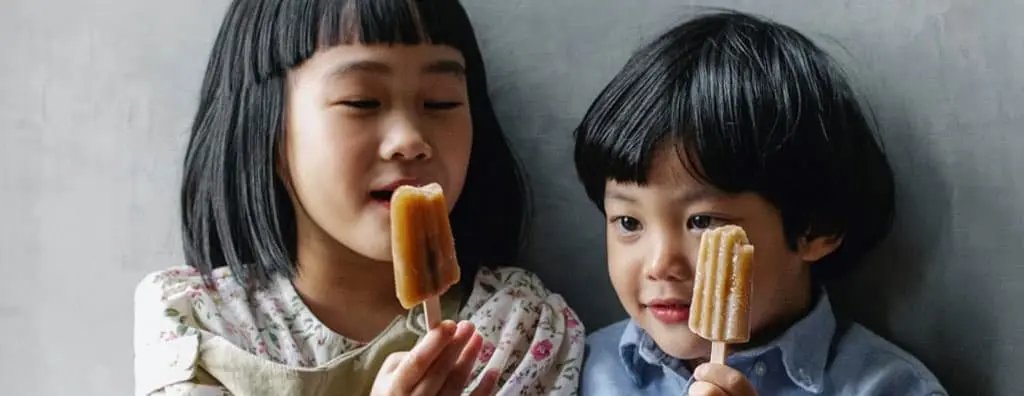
left=798, top=234, right=843, bottom=263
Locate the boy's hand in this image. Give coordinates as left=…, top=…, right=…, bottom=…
left=689, top=363, right=757, bottom=396
left=371, top=320, right=499, bottom=396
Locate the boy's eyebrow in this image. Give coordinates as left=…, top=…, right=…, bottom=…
left=605, top=190, right=637, bottom=203
left=674, top=186, right=722, bottom=205
left=605, top=185, right=722, bottom=205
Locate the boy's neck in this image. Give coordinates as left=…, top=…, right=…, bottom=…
left=744, top=285, right=818, bottom=347
left=683, top=282, right=818, bottom=371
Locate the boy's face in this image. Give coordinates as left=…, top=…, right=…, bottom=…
left=603, top=146, right=831, bottom=361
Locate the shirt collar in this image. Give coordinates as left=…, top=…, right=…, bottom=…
left=618, top=289, right=836, bottom=393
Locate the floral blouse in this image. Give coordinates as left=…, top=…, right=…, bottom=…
left=133, top=265, right=584, bottom=395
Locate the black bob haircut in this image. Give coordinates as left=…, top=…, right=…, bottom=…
left=182, top=0, right=526, bottom=289
left=574, top=10, right=895, bottom=279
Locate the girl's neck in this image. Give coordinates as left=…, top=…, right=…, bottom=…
left=291, top=223, right=405, bottom=342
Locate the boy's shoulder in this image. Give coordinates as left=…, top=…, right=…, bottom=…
left=827, top=321, right=947, bottom=395
left=581, top=320, right=651, bottom=394
left=586, top=319, right=629, bottom=355
left=577, top=314, right=947, bottom=395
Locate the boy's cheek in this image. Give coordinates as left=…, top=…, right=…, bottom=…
left=643, top=323, right=711, bottom=360
left=607, top=250, right=642, bottom=310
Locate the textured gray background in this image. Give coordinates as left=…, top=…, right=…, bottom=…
left=1, top=0, right=1021, bottom=394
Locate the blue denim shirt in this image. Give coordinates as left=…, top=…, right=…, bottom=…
left=581, top=292, right=946, bottom=395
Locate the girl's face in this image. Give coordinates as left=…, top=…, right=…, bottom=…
left=282, top=44, right=472, bottom=263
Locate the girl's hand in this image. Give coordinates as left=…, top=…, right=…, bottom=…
left=371, top=320, right=500, bottom=396
left=689, top=363, right=757, bottom=396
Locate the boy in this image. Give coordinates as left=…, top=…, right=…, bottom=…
left=575, top=10, right=946, bottom=395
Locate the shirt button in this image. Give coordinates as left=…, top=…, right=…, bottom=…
left=754, top=361, right=767, bottom=376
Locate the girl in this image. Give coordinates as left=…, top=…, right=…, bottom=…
left=133, top=1, right=584, bottom=395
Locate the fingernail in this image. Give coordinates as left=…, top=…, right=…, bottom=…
left=440, top=320, right=456, bottom=335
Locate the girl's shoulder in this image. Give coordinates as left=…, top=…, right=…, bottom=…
left=135, top=265, right=240, bottom=302
left=133, top=265, right=257, bottom=346
left=471, top=266, right=554, bottom=295
left=463, top=266, right=573, bottom=314
left=133, top=265, right=252, bottom=333
left=459, top=266, right=587, bottom=394
left=133, top=265, right=349, bottom=368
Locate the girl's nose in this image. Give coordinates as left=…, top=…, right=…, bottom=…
left=380, top=117, right=432, bottom=161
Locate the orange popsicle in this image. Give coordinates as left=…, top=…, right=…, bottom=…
left=391, top=183, right=460, bottom=328
left=689, top=225, right=754, bottom=363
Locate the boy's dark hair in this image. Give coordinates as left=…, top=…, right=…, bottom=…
left=182, top=0, right=526, bottom=288
left=574, top=10, right=894, bottom=279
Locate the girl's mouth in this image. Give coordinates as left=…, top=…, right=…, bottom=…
left=370, top=190, right=395, bottom=208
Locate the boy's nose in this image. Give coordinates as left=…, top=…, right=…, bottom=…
left=380, top=118, right=432, bottom=161
left=645, top=238, right=692, bottom=282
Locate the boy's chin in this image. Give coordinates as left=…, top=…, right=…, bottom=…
left=644, top=323, right=711, bottom=361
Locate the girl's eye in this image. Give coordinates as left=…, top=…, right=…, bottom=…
left=612, top=216, right=643, bottom=234
left=424, top=101, right=463, bottom=110
left=686, top=215, right=720, bottom=230
left=338, top=100, right=381, bottom=109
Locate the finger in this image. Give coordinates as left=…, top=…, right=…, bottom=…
left=412, top=321, right=476, bottom=396
left=438, top=328, right=484, bottom=394
left=688, top=380, right=729, bottom=396
left=380, top=351, right=407, bottom=374
left=693, top=363, right=757, bottom=396
left=468, top=369, right=500, bottom=396
left=393, top=320, right=458, bottom=392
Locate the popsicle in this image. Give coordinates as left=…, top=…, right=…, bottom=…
left=688, top=225, right=754, bottom=364
left=391, top=183, right=460, bottom=329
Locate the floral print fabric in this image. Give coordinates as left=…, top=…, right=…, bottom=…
left=133, top=265, right=585, bottom=395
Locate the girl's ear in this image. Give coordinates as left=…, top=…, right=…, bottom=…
left=798, top=234, right=843, bottom=263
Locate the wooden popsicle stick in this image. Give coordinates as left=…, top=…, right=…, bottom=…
left=423, top=295, right=442, bottom=329
left=710, top=341, right=728, bottom=364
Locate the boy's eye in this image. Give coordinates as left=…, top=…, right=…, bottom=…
left=612, top=216, right=643, bottom=234
left=338, top=99, right=381, bottom=109
left=424, top=101, right=463, bottom=110
left=686, top=215, right=719, bottom=230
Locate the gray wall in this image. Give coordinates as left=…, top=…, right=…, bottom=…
left=0, top=0, right=1020, bottom=395
left=464, top=1, right=1023, bottom=395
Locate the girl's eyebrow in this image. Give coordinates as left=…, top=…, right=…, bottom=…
left=326, top=59, right=465, bottom=81
left=422, top=60, right=466, bottom=78
left=327, top=60, right=391, bottom=80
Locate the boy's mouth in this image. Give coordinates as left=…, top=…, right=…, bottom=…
left=644, top=300, right=690, bottom=324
